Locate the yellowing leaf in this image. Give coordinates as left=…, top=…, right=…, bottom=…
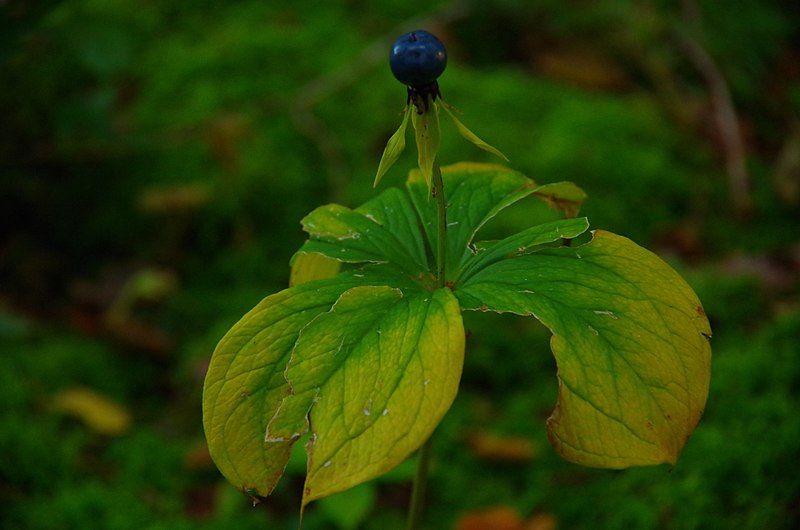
left=374, top=107, right=410, bottom=187
left=52, top=387, right=132, bottom=436
left=289, top=252, right=341, bottom=287
left=456, top=230, right=711, bottom=468
left=267, top=286, right=464, bottom=505
left=203, top=276, right=372, bottom=496
left=440, top=101, right=508, bottom=162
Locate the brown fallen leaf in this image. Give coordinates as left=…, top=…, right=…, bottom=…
left=104, top=317, right=174, bottom=355
left=533, top=49, right=629, bottom=91
left=138, top=183, right=212, bottom=213
left=468, top=431, right=538, bottom=463
left=51, top=387, right=132, bottom=436
left=184, top=485, right=217, bottom=520
left=455, top=506, right=523, bottom=530
left=525, top=513, right=558, bottom=530
left=185, top=442, right=214, bottom=470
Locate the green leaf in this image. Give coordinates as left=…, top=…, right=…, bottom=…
left=268, top=286, right=464, bottom=505
left=407, top=163, right=538, bottom=279
left=299, top=190, right=428, bottom=275
left=456, top=217, right=590, bottom=285
left=439, top=101, right=508, bottom=161
left=289, top=252, right=341, bottom=287
left=374, top=106, right=410, bottom=187
left=531, top=181, right=588, bottom=218
left=456, top=230, right=711, bottom=468
left=356, top=187, right=429, bottom=272
left=410, top=103, right=441, bottom=189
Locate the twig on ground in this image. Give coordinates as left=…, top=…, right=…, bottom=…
left=677, top=0, right=751, bottom=216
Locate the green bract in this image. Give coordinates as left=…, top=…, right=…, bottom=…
left=202, top=163, right=711, bottom=504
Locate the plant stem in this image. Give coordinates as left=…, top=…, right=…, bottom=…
left=433, top=162, right=447, bottom=289
left=407, top=159, right=446, bottom=530
left=406, top=437, right=433, bottom=530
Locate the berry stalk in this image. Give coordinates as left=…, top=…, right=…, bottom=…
left=407, top=150, right=446, bottom=530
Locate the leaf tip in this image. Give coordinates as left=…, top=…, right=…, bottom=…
left=372, top=170, right=384, bottom=189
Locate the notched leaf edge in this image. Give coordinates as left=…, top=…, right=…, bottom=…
left=455, top=229, right=712, bottom=468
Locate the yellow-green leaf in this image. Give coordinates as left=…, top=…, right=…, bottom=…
left=456, top=230, right=711, bottom=468
left=269, top=286, right=464, bottom=505
left=52, top=387, right=132, bottom=436
left=440, top=101, right=508, bottom=161
left=374, top=107, right=410, bottom=187
left=203, top=276, right=371, bottom=496
left=289, top=252, right=341, bottom=287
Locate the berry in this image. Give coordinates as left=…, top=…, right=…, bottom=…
left=389, top=30, right=447, bottom=88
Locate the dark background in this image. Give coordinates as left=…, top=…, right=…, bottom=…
left=2, top=1, right=799, bottom=528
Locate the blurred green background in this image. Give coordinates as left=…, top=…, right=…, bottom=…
left=2, top=1, right=799, bottom=529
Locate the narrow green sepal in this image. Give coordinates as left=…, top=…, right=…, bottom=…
left=440, top=100, right=508, bottom=162
left=374, top=106, right=411, bottom=187
left=411, top=100, right=441, bottom=191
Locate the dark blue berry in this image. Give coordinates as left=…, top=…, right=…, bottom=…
left=389, top=30, right=447, bottom=88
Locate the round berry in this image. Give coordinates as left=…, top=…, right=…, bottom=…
left=389, top=30, right=447, bottom=88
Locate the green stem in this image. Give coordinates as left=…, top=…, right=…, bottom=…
left=433, top=162, right=447, bottom=289
left=406, top=437, right=433, bottom=530
left=407, top=159, right=446, bottom=530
